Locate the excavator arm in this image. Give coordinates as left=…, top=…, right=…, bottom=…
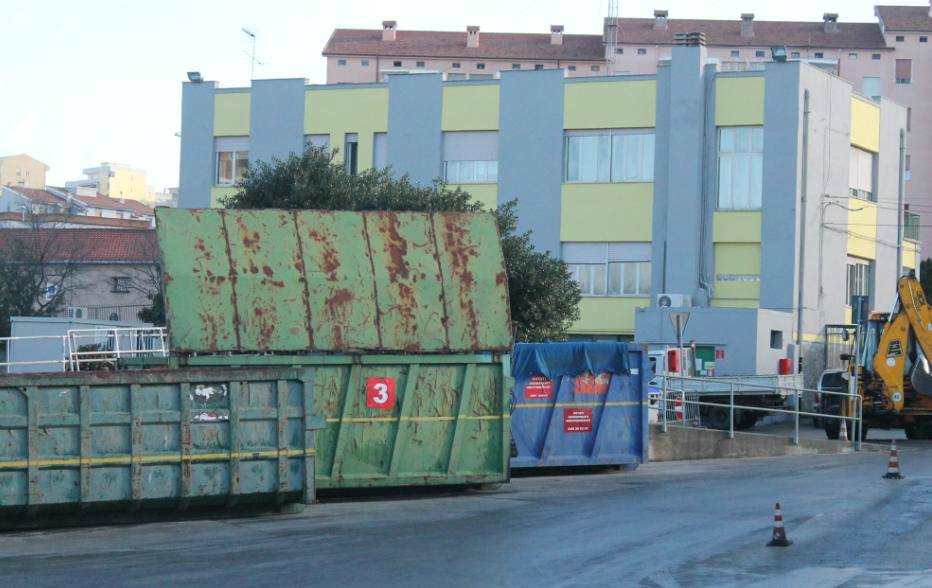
left=872, top=275, right=932, bottom=411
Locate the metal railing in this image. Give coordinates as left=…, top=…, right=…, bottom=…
left=656, top=374, right=864, bottom=450
left=0, top=327, right=168, bottom=373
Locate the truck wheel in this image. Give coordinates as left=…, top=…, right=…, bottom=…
left=905, top=423, right=921, bottom=440
left=736, top=411, right=758, bottom=430
left=824, top=420, right=840, bottom=440
left=705, top=407, right=730, bottom=430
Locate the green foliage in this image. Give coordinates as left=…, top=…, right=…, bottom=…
left=0, top=228, right=72, bottom=339
left=222, top=147, right=581, bottom=341
left=138, top=292, right=166, bottom=326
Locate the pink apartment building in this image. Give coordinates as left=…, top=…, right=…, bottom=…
left=323, top=5, right=932, bottom=251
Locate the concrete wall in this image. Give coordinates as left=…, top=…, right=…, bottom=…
left=387, top=73, right=443, bottom=186
left=179, top=82, right=216, bottom=208
left=249, top=79, right=306, bottom=167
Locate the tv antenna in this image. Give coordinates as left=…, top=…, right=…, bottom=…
left=241, top=27, right=265, bottom=80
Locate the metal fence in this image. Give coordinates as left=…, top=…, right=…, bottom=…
left=0, top=327, right=168, bottom=373
left=57, top=305, right=150, bottom=324
left=656, top=375, right=864, bottom=450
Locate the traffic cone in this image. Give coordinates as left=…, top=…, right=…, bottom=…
left=767, top=502, right=792, bottom=547
left=883, top=440, right=904, bottom=480
left=839, top=419, right=848, bottom=442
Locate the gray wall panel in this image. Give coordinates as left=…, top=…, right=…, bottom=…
left=249, top=79, right=307, bottom=166
left=179, top=81, right=216, bottom=208
left=386, top=74, right=443, bottom=185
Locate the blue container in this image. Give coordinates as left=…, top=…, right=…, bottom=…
left=510, top=342, right=650, bottom=468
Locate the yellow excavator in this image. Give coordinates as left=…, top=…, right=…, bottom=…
left=821, top=273, right=932, bottom=439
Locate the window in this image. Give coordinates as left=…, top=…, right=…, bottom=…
left=416, top=61, right=425, bottom=68
left=872, top=53, right=881, bottom=60
left=112, top=277, right=131, bottom=294
left=563, top=242, right=652, bottom=297
left=361, top=59, right=369, bottom=66
left=896, top=59, right=912, bottom=83
left=814, top=52, right=824, bottom=58
left=862, top=77, right=881, bottom=101
left=373, top=132, right=388, bottom=170
left=393, top=60, right=402, bottom=67
left=337, top=59, right=347, bottom=66
left=442, top=131, right=498, bottom=184
left=305, top=134, right=330, bottom=151
left=452, top=62, right=461, bottom=69
left=564, top=131, right=654, bottom=183
left=615, top=47, right=624, bottom=54
left=637, top=48, right=647, bottom=55
left=846, top=259, right=871, bottom=306
left=770, top=330, right=783, bottom=349
left=896, top=35, right=905, bottom=42
left=215, top=136, right=249, bottom=186
left=849, top=147, right=875, bottom=200
left=755, top=50, right=765, bottom=58
left=476, top=63, right=486, bottom=69
left=717, top=126, right=763, bottom=210
left=567, top=65, right=577, bottom=71
left=791, top=51, right=800, bottom=58
left=344, top=133, right=358, bottom=176
left=730, top=50, right=740, bottom=57
left=535, top=64, right=544, bottom=70
left=590, top=65, right=600, bottom=72
left=922, top=36, right=929, bottom=43
left=512, top=63, right=521, bottom=70
left=848, top=53, right=858, bottom=60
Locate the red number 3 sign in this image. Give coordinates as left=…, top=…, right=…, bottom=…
left=365, top=378, right=396, bottom=409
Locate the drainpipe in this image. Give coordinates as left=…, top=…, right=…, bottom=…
left=796, top=90, right=810, bottom=370
left=897, top=128, right=906, bottom=274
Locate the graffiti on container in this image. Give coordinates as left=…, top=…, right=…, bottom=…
left=574, top=372, right=610, bottom=395
left=193, top=411, right=229, bottom=423
left=191, top=384, right=228, bottom=402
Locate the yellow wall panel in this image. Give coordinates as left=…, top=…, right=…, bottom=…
left=713, top=211, right=762, bottom=243
left=453, top=184, right=497, bottom=210
left=847, top=201, right=877, bottom=260
left=568, top=297, right=648, bottom=335
left=305, top=88, right=388, bottom=170
left=564, top=80, right=656, bottom=129
left=209, top=186, right=238, bottom=208
left=442, top=85, right=499, bottom=130
left=850, top=97, right=880, bottom=153
left=560, top=183, right=653, bottom=242
left=214, top=93, right=251, bottom=136
left=715, top=77, right=765, bottom=126
left=713, top=243, right=761, bottom=306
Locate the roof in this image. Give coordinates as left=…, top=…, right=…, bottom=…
left=0, top=154, right=50, bottom=170
left=3, top=186, right=72, bottom=208
left=0, top=228, right=157, bottom=263
left=0, top=212, right=151, bottom=229
left=876, top=5, right=932, bottom=32
left=611, top=17, right=888, bottom=49
left=323, top=29, right=607, bottom=61
left=52, top=188, right=154, bottom=217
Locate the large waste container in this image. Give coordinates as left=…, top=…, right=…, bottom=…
left=154, top=208, right=513, bottom=489
left=510, top=342, right=649, bottom=468
left=0, top=367, right=322, bottom=520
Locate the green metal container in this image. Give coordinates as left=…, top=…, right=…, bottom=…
left=0, top=367, right=323, bottom=518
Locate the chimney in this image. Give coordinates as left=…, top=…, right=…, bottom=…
left=382, top=20, right=397, bottom=41
left=823, top=13, right=839, bottom=33
left=740, top=13, right=754, bottom=37
left=550, top=24, right=564, bottom=45
left=654, top=10, right=669, bottom=30
left=467, top=25, right=480, bottom=47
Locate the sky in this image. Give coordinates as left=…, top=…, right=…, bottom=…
left=1, top=0, right=924, bottom=192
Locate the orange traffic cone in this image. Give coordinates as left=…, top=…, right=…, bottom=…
left=883, top=440, right=904, bottom=480
left=767, top=502, right=792, bottom=547
left=839, top=419, right=848, bottom=442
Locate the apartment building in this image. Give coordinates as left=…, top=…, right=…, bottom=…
left=0, top=154, right=49, bottom=189
left=66, top=162, right=153, bottom=204
left=177, top=43, right=916, bottom=374
left=323, top=6, right=932, bottom=253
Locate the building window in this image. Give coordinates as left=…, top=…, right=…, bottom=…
left=791, top=51, right=800, bottom=58
left=564, top=130, right=655, bottom=183
left=567, top=65, right=577, bottom=71
left=393, top=60, right=402, bottom=67
left=770, top=330, right=783, bottom=349
left=361, top=59, right=369, bottom=66
left=444, top=160, right=498, bottom=183
left=337, top=59, right=347, bottom=66
left=848, top=53, right=858, bottom=60
left=305, top=134, right=330, bottom=151
left=730, top=50, right=740, bottom=57
left=637, top=48, right=647, bottom=55
left=872, top=53, right=881, bottom=60
left=512, top=63, right=521, bottom=70
left=373, top=132, right=388, bottom=170
left=111, top=277, right=131, bottom=294
left=564, top=242, right=652, bottom=297
left=755, top=50, right=765, bottom=58
left=216, top=149, right=248, bottom=185
left=922, top=36, right=929, bottom=43
left=344, top=133, right=358, bottom=176
left=849, top=147, right=875, bottom=201
left=717, top=126, right=763, bottom=210
left=442, top=131, right=498, bottom=184
left=862, top=77, right=881, bottom=101
left=452, top=62, right=461, bottom=69
left=615, top=47, right=624, bottom=54
left=846, top=259, right=871, bottom=306
left=896, top=59, right=912, bottom=83
left=476, top=63, right=486, bottom=69
left=535, top=64, right=544, bottom=70
left=415, top=61, right=425, bottom=68
left=590, top=65, right=600, bottom=72
left=896, top=35, right=905, bottom=42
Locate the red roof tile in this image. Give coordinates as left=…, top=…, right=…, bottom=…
left=0, top=229, right=157, bottom=263
left=323, top=29, right=607, bottom=61
left=3, top=187, right=71, bottom=208
left=0, top=212, right=151, bottom=229
left=876, top=5, right=932, bottom=32
left=58, top=190, right=154, bottom=217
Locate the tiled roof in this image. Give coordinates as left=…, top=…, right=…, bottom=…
left=876, top=5, right=932, bottom=32
left=323, top=29, right=608, bottom=61
left=3, top=186, right=72, bottom=208
left=0, top=212, right=151, bottom=229
left=0, top=229, right=157, bottom=263
left=49, top=188, right=154, bottom=217
left=611, top=18, right=888, bottom=50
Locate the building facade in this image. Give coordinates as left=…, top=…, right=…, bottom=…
left=66, top=162, right=152, bottom=204
left=177, top=44, right=916, bottom=374
left=323, top=6, right=932, bottom=253
left=0, top=154, right=49, bottom=189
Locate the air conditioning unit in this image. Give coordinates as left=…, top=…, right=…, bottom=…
left=67, top=306, right=88, bottom=319
left=655, top=294, right=692, bottom=308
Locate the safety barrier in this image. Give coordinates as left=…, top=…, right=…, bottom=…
left=1, top=327, right=168, bottom=373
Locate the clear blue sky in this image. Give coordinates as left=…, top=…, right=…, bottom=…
left=1, top=0, right=920, bottom=192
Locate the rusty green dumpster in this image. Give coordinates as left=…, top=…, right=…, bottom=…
left=155, top=208, right=513, bottom=489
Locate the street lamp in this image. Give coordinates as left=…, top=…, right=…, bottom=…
left=186, top=71, right=203, bottom=83
left=771, top=46, right=788, bottom=63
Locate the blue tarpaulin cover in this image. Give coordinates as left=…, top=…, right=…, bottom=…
left=513, top=342, right=630, bottom=381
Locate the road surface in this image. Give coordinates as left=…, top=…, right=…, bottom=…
left=1, top=435, right=929, bottom=587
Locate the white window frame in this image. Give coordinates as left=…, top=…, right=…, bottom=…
left=443, top=160, right=498, bottom=184
left=849, top=146, right=875, bottom=201
left=564, top=129, right=655, bottom=184
left=564, top=242, right=652, bottom=298
left=216, top=150, right=249, bottom=186
left=846, top=258, right=872, bottom=307
left=716, top=126, right=763, bottom=210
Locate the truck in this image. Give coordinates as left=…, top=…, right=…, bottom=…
left=648, top=347, right=799, bottom=430
left=818, top=273, right=932, bottom=440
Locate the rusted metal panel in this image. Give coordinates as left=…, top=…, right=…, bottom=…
left=0, top=368, right=323, bottom=521
left=156, top=208, right=512, bottom=354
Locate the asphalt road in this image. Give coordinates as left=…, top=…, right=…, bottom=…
left=2, top=435, right=930, bottom=587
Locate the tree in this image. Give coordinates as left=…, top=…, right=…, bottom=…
left=222, top=146, right=581, bottom=341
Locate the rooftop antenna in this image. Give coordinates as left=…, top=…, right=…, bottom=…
left=606, top=0, right=619, bottom=74
left=242, top=27, right=259, bottom=80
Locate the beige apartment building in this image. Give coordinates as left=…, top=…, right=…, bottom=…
left=66, top=162, right=153, bottom=204
left=322, top=5, right=932, bottom=252
left=0, top=154, right=49, bottom=189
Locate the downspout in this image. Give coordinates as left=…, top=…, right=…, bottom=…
left=697, top=65, right=714, bottom=303
left=796, top=89, right=810, bottom=369
left=897, top=128, right=906, bottom=274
